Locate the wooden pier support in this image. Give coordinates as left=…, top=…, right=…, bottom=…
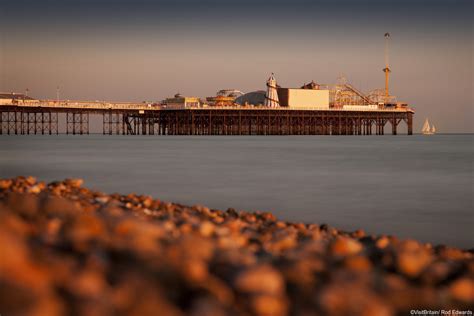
left=103, top=111, right=122, bottom=135
left=0, top=110, right=58, bottom=135
left=0, top=106, right=414, bottom=136
left=407, top=112, right=413, bottom=135
left=68, top=112, right=89, bottom=135
left=118, top=109, right=413, bottom=136
left=391, top=114, right=399, bottom=135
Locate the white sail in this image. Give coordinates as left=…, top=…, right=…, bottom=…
left=422, top=119, right=431, bottom=133
left=431, top=125, right=436, bottom=133
left=264, top=73, right=280, bottom=108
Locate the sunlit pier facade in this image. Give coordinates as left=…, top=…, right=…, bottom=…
left=0, top=101, right=413, bottom=136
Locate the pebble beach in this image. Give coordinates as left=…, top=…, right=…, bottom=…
left=0, top=176, right=473, bottom=316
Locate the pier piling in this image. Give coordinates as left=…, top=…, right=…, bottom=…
left=0, top=105, right=414, bottom=136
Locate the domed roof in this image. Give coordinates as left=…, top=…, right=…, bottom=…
left=216, top=89, right=244, bottom=98
left=301, top=80, right=320, bottom=89
left=235, top=90, right=266, bottom=106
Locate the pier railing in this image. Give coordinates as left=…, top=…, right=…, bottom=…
left=1, top=101, right=413, bottom=113
left=178, top=106, right=412, bottom=113
left=0, top=101, right=153, bottom=111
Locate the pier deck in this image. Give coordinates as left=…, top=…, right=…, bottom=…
left=0, top=102, right=413, bottom=135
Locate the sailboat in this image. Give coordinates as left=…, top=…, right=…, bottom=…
left=422, top=118, right=436, bottom=135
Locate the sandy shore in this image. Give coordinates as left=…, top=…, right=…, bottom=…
left=0, top=176, right=473, bottom=316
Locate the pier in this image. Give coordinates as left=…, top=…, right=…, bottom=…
left=0, top=101, right=413, bottom=135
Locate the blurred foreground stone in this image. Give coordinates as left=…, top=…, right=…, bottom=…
left=0, top=177, right=473, bottom=316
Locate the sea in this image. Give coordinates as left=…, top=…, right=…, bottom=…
left=1, top=134, right=472, bottom=249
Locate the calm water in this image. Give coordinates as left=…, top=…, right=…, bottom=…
left=1, top=135, right=472, bottom=248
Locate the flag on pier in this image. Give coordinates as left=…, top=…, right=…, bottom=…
left=264, top=73, right=280, bottom=107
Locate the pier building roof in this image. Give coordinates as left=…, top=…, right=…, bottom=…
left=235, top=90, right=266, bottom=106
left=163, top=93, right=201, bottom=109
left=216, top=89, right=244, bottom=98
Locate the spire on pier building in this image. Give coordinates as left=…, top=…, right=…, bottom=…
left=264, top=73, right=280, bottom=108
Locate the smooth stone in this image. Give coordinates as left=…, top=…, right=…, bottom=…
left=234, top=265, right=285, bottom=296
left=330, top=237, right=363, bottom=256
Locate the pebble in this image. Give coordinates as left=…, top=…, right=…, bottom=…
left=376, top=236, right=391, bottom=249
left=438, top=246, right=469, bottom=260
left=65, top=178, right=84, bottom=188
left=344, top=255, right=372, bottom=272
left=330, top=237, right=363, bottom=256
left=189, top=298, right=227, bottom=316
left=67, top=214, right=105, bottom=250
left=94, top=196, right=109, bottom=204
left=250, top=295, right=288, bottom=316
left=199, top=221, right=215, bottom=237
left=25, top=176, right=37, bottom=185
left=234, top=265, right=285, bottom=296
left=0, top=179, right=13, bottom=189
left=449, top=278, right=474, bottom=303
left=27, top=185, right=40, bottom=194
left=396, top=240, right=432, bottom=278
left=180, top=259, right=209, bottom=283
left=0, top=176, right=472, bottom=315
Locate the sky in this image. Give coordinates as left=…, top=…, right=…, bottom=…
left=0, top=0, right=472, bottom=132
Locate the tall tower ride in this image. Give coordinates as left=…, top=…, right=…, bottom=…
left=383, top=33, right=391, bottom=104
